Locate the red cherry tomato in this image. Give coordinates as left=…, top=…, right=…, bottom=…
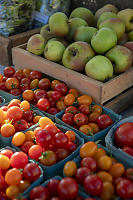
left=97, top=114, right=113, bottom=130
left=13, top=71, right=23, bottom=81
left=4, top=67, right=15, bottom=77
left=44, top=124, right=58, bottom=137
left=0, top=149, right=13, bottom=159
left=38, top=78, right=51, bottom=91
left=47, top=179, right=60, bottom=197
left=23, top=163, right=41, bottom=182
left=125, top=168, right=133, bottom=181
left=65, top=142, right=77, bottom=154
left=75, top=167, right=91, bottom=185
left=14, top=119, right=28, bottom=132
left=36, top=129, right=52, bottom=148
left=80, top=157, right=98, bottom=172
left=47, top=107, right=58, bottom=115
left=30, top=71, right=42, bottom=80
left=58, top=177, right=78, bottom=200
left=28, top=145, right=43, bottom=161
left=74, top=113, right=86, bottom=127
left=0, top=82, right=9, bottom=92
left=55, top=149, right=69, bottom=161
left=30, top=186, right=49, bottom=199
left=37, top=98, right=50, bottom=111
left=23, top=110, right=34, bottom=123
left=34, top=89, right=48, bottom=102
left=49, top=97, right=56, bottom=107
left=65, top=106, right=78, bottom=115
left=51, top=91, right=62, bottom=101
left=78, top=104, right=90, bottom=115
left=54, top=83, right=68, bottom=96
left=20, top=141, right=34, bottom=153
left=20, top=84, right=30, bottom=92
left=53, top=132, right=68, bottom=149
left=20, top=78, right=31, bottom=85
left=10, top=152, right=28, bottom=169
left=116, top=179, right=133, bottom=199
left=10, top=88, right=21, bottom=96
left=62, top=113, right=74, bottom=126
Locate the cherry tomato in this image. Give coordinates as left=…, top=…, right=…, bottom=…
left=14, top=119, right=28, bottom=132
left=68, top=88, right=79, bottom=98
left=44, top=124, right=58, bottom=137
left=97, top=171, right=113, bottom=183
left=88, top=112, right=100, bottom=123
left=6, top=185, right=19, bottom=199
left=74, top=113, right=86, bottom=127
left=77, top=95, right=92, bottom=106
left=55, top=149, right=69, bottom=161
left=80, top=157, right=98, bottom=172
left=5, top=168, right=22, bottom=185
left=84, top=175, right=103, bottom=196
left=100, top=181, right=114, bottom=200
left=30, top=79, right=39, bottom=89
left=65, top=142, right=77, bottom=153
left=125, top=168, right=133, bottom=181
left=88, top=123, right=100, bottom=134
left=39, top=78, right=51, bottom=91
left=54, top=83, right=68, bottom=96
left=58, top=177, right=78, bottom=200
left=49, top=97, right=56, bottom=107
left=109, top=163, right=125, bottom=178
left=80, top=141, right=98, bottom=158
left=10, top=88, right=21, bottom=96
left=23, top=69, right=31, bottom=78
left=47, top=107, right=58, bottom=115
left=98, top=155, right=112, bottom=171
left=0, top=74, right=3, bottom=83
left=47, top=179, right=60, bottom=197
left=116, top=179, right=133, bottom=199
left=28, top=145, right=43, bottom=161
left=92, top=105, right=102, bottom=114
left=13, top=71, right=23, bottom=81
left=23, top=163, right=41, bottom=182
left=23, top=110, right=34, bottom=123
left=10, top=152, right=28, bottom=169
left=63, top=161, right=77, bottom=177
left=22, top=90, right=35, bottom=102
left=65, top=130, right=76, bottom=142
left=0, top=155, right=10, bottom=170
left=51, top=91, right=62, bottom=101
left=53, top=132, right=68, bottom=149
left=30, top=186, right=50, bottom=199
left=20, top=84, right=30, bottom=92
left=79, top=125, right=93, bottom=136
left=62, top=113, right=74, bottom=126
left=7, top=106, right=23, bottom=121
left=36, top=129, right=52, bottom=148
left=30, top=71, right=42, bottom=80
left=0, top=149, right=13, bottom=159
left=64, top=94, right=75, bottom=106
left=34, top=89, right=48, bottom=102
left=37, top=98, right=50, bottom=111
left=51, top=80, right=60, bottom=90
left=5, top=78, right=19, bottom=90
left=4, top=67, right=15, bottom=77
left=56, top=101, right=66, bottom=111
left=21, top=78, right=31, bottom=85
left=75, top=167, right=91, bottom=185
left=20, top=141, right=34, bottom=153
left=0, top=82, right=9, bottom=92
left=97, top=114, right=113, bottom=130
left=65, top=106, right=78, bottom=115
left=78, top=104, right=90, bottom=115
left=40, top=150, right=57, bottom=166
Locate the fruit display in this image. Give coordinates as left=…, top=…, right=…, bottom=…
left=12, top=117, right=83, bottom=170
left=0, top=147, right=42, bottom=199
left=27, top=5, right=133, bottom=82
left=62, top=141, right=133, bottom=199
left=0, top=99, right=42, bottom=138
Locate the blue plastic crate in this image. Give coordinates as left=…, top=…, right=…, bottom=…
left=0, top=146, right=44, bottom=196
left=12, top=123, right=84, bottom=179
left=105, top=116, right=133, bottom=168
left=0, top=89, right=22, bottom=102
left=55, top=103, right=122, bottom=142
left=0, top=96, right=5, bottom=106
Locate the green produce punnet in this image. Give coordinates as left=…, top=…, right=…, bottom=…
left=0, top=0, right=35, bottom=37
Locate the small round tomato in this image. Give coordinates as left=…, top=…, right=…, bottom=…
left=0, top=74, right=3, bottom=83
left=79, top=125, right=93, bottom=136
left=47, top=107, right=58, bottom=115
left=92, top=105, right=102, bottom=114
left=125, top=168, right=133, bottom=181
left=12, top=132, right=25, bottom=146
left=5, top=168, right=22, bottom=185
left=30, top=79, right=39, bottom=89
left=65, top=142, right=77, bottom=154
left=77, top=95, right=92, bottom=106
left=23, top=110, right=34, bottom=123
left=97, top=114, right=113, bottom=130
left=88, top=123, right=100, bottom=134
left=30, top=186, right=49, bottom=200
left=23, top=69, right=31, bottom=78
left=58, top=177, right=78, bottom=200
left=64, top=94, right=75, bottom=106
left=75, top=167, right=91, bottom=185
left=14, top=119, right=28, bottom=132
left=39, top=78, right=51, bottom=91
left=74, top=113, right=86, bottom=127
left=1, top=124, right=15, bottom=137
left=51, top=80, right=60, bottom=90
left=54, top=83, right=68, bottom=96
left=53, top=132, right=68, bottom=149
left=0, top=149, right=13, bottom=159
left=7, top=106, right=23, bottom=121
left=78, top=104, right=90, bottom=115
left=13, top=71, right=23, bottom=81
left=116, top=179, right=133, bottom=199
left=40, top=150, right=57, bottom=166
left=65, top=106, right=78, bottom=115
left=0, top=82, right=9, bottom=92
left=55, top=149, right=69, bottom=161
left=6, top=185, right=19, bottom=199
left=80, top=157, right=98, bottom=172
left=63, top=161, right=77, bottom=177
left=20, top=141, right=34, bottom=153
left=68, top=88, right=79, bottom=98
left=93, top=148, right=106, bottom=161
left=84, top=175, right=103, bottom=196
left=10, top=88, right=21, bottom=96
left=0, top=155, right=10, bottom=170
left=97, top=171, right=113, bottom=183
left=34, top=89, right=48, bottom=102
left=51, top=91, right=62, bottom=101
left=5, top=78, right=19, bottom=90
left=62, top=113, right=74, bottom=126
left=22, top=90, right=35, bottom=102
left=21, top=78, right=31, bottom=85
left=37, top=98, right=50, bottom=111
left=36, top=129, right=52, bottom=148
left=30, top=71, right=42, bottom=80
left=23, top=163, right=41, bottom=182
left=20, top=84, right=30, bottom=92
left=65, top=130, right=76, bottom=142
left=88, top=112, right=100, bottom=123
left=10, top=152, right=28, bottom=169
left=56, top=100, right=66, bottom=111
left=49, top=97, right=56, bottom=107
left=109, top=163, right=125, bottom=178
left=100, top=181, right=114, bottom=200
left=4, top=67, right=15, bottom=78
left=44, top=124, right=58, bottom=137
left=47, top=179, right=60, bottom=197
left=80, top=141, right=98, bottom=158
left=98, top=155, right=112, bottom=171
left=28, top=145, right=43, bottom=161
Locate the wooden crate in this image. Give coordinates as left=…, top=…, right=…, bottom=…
left=0, top=28, right=40, bottom=66
left=12, top=44, right=133, bottom=108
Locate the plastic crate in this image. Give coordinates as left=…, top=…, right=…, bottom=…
left=0, top=89, right=22, bottom=102
left=12, top=123, right=84, bottom=179
left=105, top=116, right=133, bottom=168
left=55, top=103, right=122, bottom=142
left=0, top=146, right=44, bottom=196
left=0, top=96, right=5, bottom=106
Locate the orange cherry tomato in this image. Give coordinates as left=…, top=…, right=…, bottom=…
left=6, top=185, right=20, bottom=199
left=0, top=155, right=10, bottom=169
left=5, top=78, right=19, bottom=90
left=1, top=124, right=15, bottom=137
left=25, top=130, right=35, bottom=141
left=51, top=80, right=60, bottom=90
left=22, top=90, right=35, bottom=102
left=39, top=117, right=54, bottom=128
left=93, top=148, right=106, bottom=161
left=92, top=105, right=102, bottom=114
left=68, top=88, right=79, bottom=98
left=5, top=168, right=22, bottom=185
left=23, top=68, right=31, bottom=78
left=109, top=163, right=125, bottom=178
left=88, top=123, right=100, bottom=134
left=47, top=90, right=54, bottom=98
left=100, top=181, right=114, bottom=200
left=30, top=79, right=39, bottom=89
left=0, top=109, right=5, bottom=124
left=63, top=161, right=77, bottom=177
left=65, top=130, right=76, bottom=142
left=33, top=116, right=42, bottom=124
left=7, top=99, right=21, bottom=108
left=12, top=132, right=26, bottom=146
left=0, top=74, right=3, bottom=83
left=64, top=94, right=75, bottom=106
left=77, top=95, right=92, bottom=106
left=80, top=141, right=97, bottom=158
left=88, top=112, right=100, bottom=123
left=98, top=155, right=112, bottom=171
left=79, top=125, right=93, bottom=136
left=56, top=100, right=66, bottom=111
left=97, top=171, right=113, bottom=182
left=20, top=100, right=30, bottom=111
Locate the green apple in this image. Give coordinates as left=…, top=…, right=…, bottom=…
left=44, top=41, right=65, bottom=62
left=118, top=9, right=133, bottom=32
left=27, top=34, right=46, bottom=55
left=74, top=26, right=97, bottom=43
left=85, top=55, right=113, bottom=82
left=128, top=30, right=133, bottom=41
left=91, top=27, right=117, bottom=54
left=106, top=45, right=132, bottom=74
left=97, top=12, right=118, bottom=27
left=40, top=25, right=54, bottom=41
left=62, top=41, right=95, bottom=72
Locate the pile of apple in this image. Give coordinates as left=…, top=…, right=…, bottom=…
left=0, top=148, right=42, bottom=200
left=62, top=141, right=133, bottom=199
left=27, top=4, right=133, bottom=82
left=0, top=99, right=42, bottom=138
left=12, top=116, right=79, bottom=167
left=61, top=97, right=113, bottom=136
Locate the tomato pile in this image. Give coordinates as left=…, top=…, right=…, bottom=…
left=27, top=177, right=94, bottom=200
left=63, top=141, right=133, bottom=199
left=0, top=149, right=41, bottom=200
left=61, top=97, right=113, bottom=136
left=0, top=99, right=42, bottom=137
left=114, top=122, right=133, bottom=157
left=12, top=117, right=78, bottom=166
